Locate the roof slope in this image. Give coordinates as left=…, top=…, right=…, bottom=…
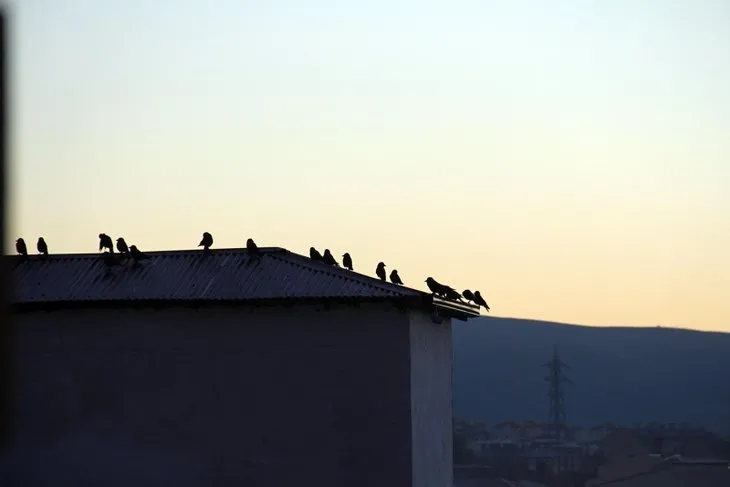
left=8, top=247, right=425, bottom=305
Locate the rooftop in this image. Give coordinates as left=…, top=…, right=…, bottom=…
left=7, top=247, right=481, bottom=320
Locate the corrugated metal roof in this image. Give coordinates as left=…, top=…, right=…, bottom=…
left=8, top=247, right=424, bottom=305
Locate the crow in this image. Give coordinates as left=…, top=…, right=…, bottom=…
left=462, top=289, right=475, bottom=304
left=247, top=238, right=262, bottom=261
left=310, top=247, right=323, bottom=262
left=199, top=232, right=213, bottom=251
left=443, top=286, right=463, bottom=301
left=16, top=238, right=27, bottom=257
left=342, top=252, right=353, bottom=271
left=99, top=233, right=114, bottom=253
left=473, top=291, right=490, bottom=312
left=129, top=245, right=148, bottom=262
left=37, top=237, right=48, bottom=256
left=116, top=238, right=129, bottom=254
left=425, top=277, right=447, bottom=296
left=389, top=269, right=403, bottom=285
left=322, top=249, right=339, bottom=267
left=376, top=262, right=386, bottom=281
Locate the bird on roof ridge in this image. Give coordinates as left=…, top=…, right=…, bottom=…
left=37, top=237, right=48, bottom=257
left=322, top=249, right=339, bottom=267
left=16, top=238, right=28, bottom=258
left=199, top=232, right=213, bottom=251
left=116, top=238, right=129, bottom=254
left=473, top=290, right=490, bottom=312
left=98, top=233, right=114, bottom=253
left=376, top=262, right=386, bottom=281
left=342, top=252, right=353, bottom=271
left=310, top=247, right=323, bottom=262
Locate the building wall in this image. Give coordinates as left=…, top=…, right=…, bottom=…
left=5, top=303, right=420, bottom=487
left=409, top=309, right=454, bottom=487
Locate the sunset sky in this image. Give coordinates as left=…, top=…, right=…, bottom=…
left=6, top=1, right=730, bottom=331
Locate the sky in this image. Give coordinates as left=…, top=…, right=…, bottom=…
left=5, top=0, right=730, bottom=331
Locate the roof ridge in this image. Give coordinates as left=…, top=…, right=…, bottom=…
left=3, top=247, right=288, bottom=259
left=277, top=249, right=422, bottom=294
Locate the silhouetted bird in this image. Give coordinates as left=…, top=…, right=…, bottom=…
left=129, top=245, right=148, bottom=262
left=247, top=238, right=262, bottom=260
left=443, top=286, right=463, bottom=301
left=102, top=252, right=120, bottom=268
left=199, top=232, right=213, bottom=251
left=376, top=262, right=386, bottom=281
left=389, top=269, right=403, bottom=285
left=323, top=249, right=339, bottom=267
left=98, top=233, right=114, bottom=253
left=342, top=252, right=353, bottom=271
left=473, top=291, right=490, bottom=311
left=426, top=277, right=446, bottom=296
left=462, top=289, right=475, bottom=304
left=310, top=247, right=323, bottom=262
left=37, top=237, right=48, bottom=256
left=16, top=238, right=27, bottom=257
left=116, top=238, right=129, bottom=254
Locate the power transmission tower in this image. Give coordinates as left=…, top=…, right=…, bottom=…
left=544, top=344, right=572, bottom=441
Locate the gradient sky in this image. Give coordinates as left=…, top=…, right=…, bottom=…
left=6, top=0, right=730, bottom=331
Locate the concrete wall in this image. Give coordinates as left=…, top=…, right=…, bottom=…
left=409, top=309, right=454, bottom=487
left=4, top=303, right=419, bottom=487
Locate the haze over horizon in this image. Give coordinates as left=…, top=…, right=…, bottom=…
left=6, top=1, right=730, bottom=332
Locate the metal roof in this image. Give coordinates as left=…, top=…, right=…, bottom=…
left=7, top=247, right=482, bottom=319
left=8, top=247, right=424, bottom=304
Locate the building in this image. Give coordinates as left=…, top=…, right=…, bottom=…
left=3, top=247, right=480, bottom=487
left=523, top=438, right=583, bottom=473
left=600, top=428, right=652, bottom=462
left=586, top=457, right=730, bottom=487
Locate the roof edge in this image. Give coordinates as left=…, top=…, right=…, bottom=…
left=3, top=247, right=288, bottom=260
left=431, top=295, right=482, bottom=321
left=11, top=295, right=426, bottom=313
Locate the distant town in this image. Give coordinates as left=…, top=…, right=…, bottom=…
left=453, top=346, right=730, bottom=487
left=454, top=418, right=730, bottom=486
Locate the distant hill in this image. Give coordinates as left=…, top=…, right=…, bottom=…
left=452, top=317, right=730, bottom=436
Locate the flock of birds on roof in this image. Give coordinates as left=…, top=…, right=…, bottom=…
left=13, top=231, right=490, bottom=311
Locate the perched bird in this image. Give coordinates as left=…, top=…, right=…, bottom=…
left=37, top=237, right=48, bottom=256
left=462, top=289, right=475, bottom=304
left=310, top=247, right=323, bottom=262
left=322, top=249, right=339, bottom=267
left=98, top=233, right=114, bottom=253
left=129, top=245, right=149, bottom=262
left=16, top=238, right=27, bottom=257
left=342, top=252, right=353, bottom=271
left=199, top=232, right=213, bottom=251
left=102, top=252, right=120, bottom=268
left=425, top=277, right=447, bottom=296
left=443, top=286, right=463, bottom=301
left=376, top=262, right=386, bottom=281
left=116, top=237, right=129, bottom=254
left=389, top=269, right=403, bottom=285
left=247, top=238, right=262, bottom=260
left=473, top=291, right=490, bottom=311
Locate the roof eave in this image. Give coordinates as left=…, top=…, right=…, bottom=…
left=9, top=294, right=426, bottom=313
left=430, top=295, right=482, bottom=321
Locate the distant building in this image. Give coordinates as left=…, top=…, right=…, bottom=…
left=586, top=456, right=730, bottom=487
left=600, top=428, right=651, bottom=462
left=583, top=422, right=618, bottom=444
left=523, top=438, right=583, bottom=473
left=4, top=247, right=480, bottom=487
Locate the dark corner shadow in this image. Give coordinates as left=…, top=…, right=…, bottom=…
left=0, top=6, right=12, bottom=450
